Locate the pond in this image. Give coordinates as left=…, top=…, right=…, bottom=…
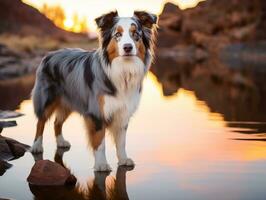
left=0, top=61, right=266, bottom=200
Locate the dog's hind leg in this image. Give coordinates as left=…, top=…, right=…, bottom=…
left=54, top=104, right=71, bottom=148
left=30, top=101, right=58, bottom=154
left=84, top=117, right=111, bottom=172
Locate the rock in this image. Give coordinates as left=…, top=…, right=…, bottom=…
left=256, top=0, right=266, bottom=40
left=0, top=110, right=22, bottom=134
left=157, top=0, right=262, bottom=59
left=159, top=2, right=183, bottom=31
left=161, top=2, right=181, bottom=14
left=0, top=43, right=42, bottom=80
left=27, top=160, right=77, bottom=186
left=0, top=44, right=18, bottom=57
left=191, top=31, right=230, bottom=54
left=229, top=23, right=256, bottom=40
left=195, top=48, right=209, bottom=61
left=0, top=160, right=12, bottom=176
left=0, top=135, right=29, bottom=160
left=5, top=139, right=29, bottom=158
left=0, top=138, right=12, bottom=160
left=0, top=0, right=70, bottom=37
left=0, top=110, right=23, bottom=119
left=0, top=121, right=17, bottom=132
left=157, top=45, right=208, bottom=64
left=231, top=73, right=253, bottom=88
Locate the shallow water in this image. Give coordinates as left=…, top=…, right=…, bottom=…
left=1, top=71, right=266, bottom=200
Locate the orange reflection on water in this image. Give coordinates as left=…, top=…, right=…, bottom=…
left=1, top=72, right=266, bottom=199
left=130, top=73, right=266, bottom=168
left=6, top=72, right=266, bottom=167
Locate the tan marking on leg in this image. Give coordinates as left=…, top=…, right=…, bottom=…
left=84, top=117, right=105, bottom=150
left=34, top=100, right=58, bottom=141
left=98, top=95, right=105, bottom=117
left=34, top=118, right=46, bottom=141
left=54, top=103, right=71, bottom=137
left=43, top=99, right=59, bottom=119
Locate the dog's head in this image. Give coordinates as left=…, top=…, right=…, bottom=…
left=95, top=11, right=158, bottom=66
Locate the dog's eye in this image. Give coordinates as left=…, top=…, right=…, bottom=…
left=133, top=32, right=140, bottom=41
left=114, top=32, right=122, bottom=38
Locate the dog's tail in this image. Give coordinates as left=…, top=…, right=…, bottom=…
left=31, top=55, right=59, bottom=119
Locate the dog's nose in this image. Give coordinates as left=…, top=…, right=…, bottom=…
left=123, top=43, right=133, bottom=53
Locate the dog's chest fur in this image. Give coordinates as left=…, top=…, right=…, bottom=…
left=102, top=57, right=144, bottom=124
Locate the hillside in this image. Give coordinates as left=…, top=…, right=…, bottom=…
left=0, top=0, right=72, bottom=37
left=157, top=0, right=264, bottom=51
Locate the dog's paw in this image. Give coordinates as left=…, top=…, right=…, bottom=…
left=56, top=135, right=71, bottom=148
left=94, top=163, right=112, bottom=172
left=30, top=143, right=43, bottom=154
left=57, top=139, right=71, bottom=148
left=118, top=158, right=135, bottom=166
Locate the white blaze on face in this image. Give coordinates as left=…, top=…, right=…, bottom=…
left=116, top=18, right=137, bottom=56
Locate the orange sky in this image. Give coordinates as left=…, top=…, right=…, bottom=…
left=22, top=0, right=203, bottom=32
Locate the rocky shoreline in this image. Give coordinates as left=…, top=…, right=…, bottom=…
left=0, top=110, right=29, bottom=176
left=151, top=0, right=266, bottom=121
left=157, top=0, right=266, bottom=56
left=0, top=44, right=42, bottom=80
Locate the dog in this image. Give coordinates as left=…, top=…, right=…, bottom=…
left=30, top=10, right=157, bottom=171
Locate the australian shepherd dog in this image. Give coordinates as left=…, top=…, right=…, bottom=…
left=30, top=11, right=157, bottom=171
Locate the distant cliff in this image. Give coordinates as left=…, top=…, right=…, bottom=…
left=157, top=0, right=265, bottom=54
left=0, top=0, right=70, bottom=37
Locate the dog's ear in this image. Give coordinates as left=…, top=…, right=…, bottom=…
left=95, top=11, right=118, bottom=30
left=134, top=11, right=157, bottom=29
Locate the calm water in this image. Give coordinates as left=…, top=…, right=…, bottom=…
left=1, top=68, right=266, bottom=199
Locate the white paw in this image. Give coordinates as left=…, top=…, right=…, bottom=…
left=118, top=158, right=135, bottom=166
left=94, top=163, right=112, bottom=172
left=30, top=143, right=43, bottom=154
left=56, top=135, right=71, bottom=148
left=57, top=139, right=71, bottom=148
left=30, top=137, right=43, bottom=154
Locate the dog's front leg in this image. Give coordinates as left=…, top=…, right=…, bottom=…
left=84, top=116, right=111, bottom=172
left=111, top=124, right=135, bottom=167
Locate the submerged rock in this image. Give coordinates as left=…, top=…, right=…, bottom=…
left=27, top=160, right=77, bottom=186
left=0, top=110, right=22, bottom=133
left=0, top=160, right=12, bottom=176
left=0, top=121, right=17, bottom=133
left=5, top=138, right=29, bottom=158
left=0, top=110, right=23, bottom=119
left=0, top=138, right=12, bottom=161
left=0, top=135, right=29, bottom=160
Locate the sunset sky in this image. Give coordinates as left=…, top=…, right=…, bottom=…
left=22, top=0, right=203, bottom=32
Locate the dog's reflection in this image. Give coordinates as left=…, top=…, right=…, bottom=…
left=30, top=148, right=133, bottom=200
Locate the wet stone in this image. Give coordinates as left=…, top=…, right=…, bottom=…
left=0, top=135, right=29, bottom=160
left=0, top=121, right=17, bottom=131
left=0, top=110, right=23, bottom=119
left=0, top=160, right=12, bottom=176
left=0, top=138, right=12, bottom=160
left=27, top=160, right=77, bottom=186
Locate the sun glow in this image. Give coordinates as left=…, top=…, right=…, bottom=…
left=63, top=18, right=74, bottom=29
left=22, top=0, right=203, bottom=33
